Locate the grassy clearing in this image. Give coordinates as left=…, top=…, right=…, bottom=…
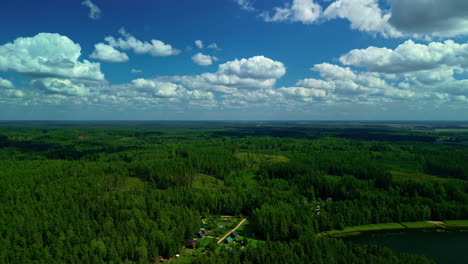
left=391, top=170, right=449, bottom=182
left=444, top=220, right=468, bottom=228
left=234, top=152, right=289, bottom=168
left=326, top=222, right=405, bottom=237
left=115, top=177, right=145, bottom=192
left=192, top=174, right=224, bottom=190
left=400, top=221, right=436, bottom=229
left=325, top=220, right=468, bottom=238
left=435, top=129, right=468, bottom=133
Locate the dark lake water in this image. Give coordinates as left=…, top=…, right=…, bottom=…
left=348, top=229, right=468, bottom=264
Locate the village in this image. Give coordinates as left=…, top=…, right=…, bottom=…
left=162, top=201, right=325, bottom=263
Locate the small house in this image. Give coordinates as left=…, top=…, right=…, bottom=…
left=185, top=240, right=197, bottom=249
left=230, top=231, right=239, bottom=238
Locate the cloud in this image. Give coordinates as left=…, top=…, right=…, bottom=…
left=218, top=56, right=286, bottom=79
left=0, top=33, right=105, bottom=81
left=81, top=0, right=101, bottom=20
left=31, top=78, right=92, bottom=96
left=90, top=78, right=216, bottom=110
left=0, top=89, right=24, bottom=98
left=131, top=69, right=142, bottom=73
left=207, top=43, right=221, bottom=50
left=131, top=79, right=184, bottom=98
left=105, top=28, right=180, bottom=57
left=277, top=86, right=327, bottom=101
left=0, top=78, right=15, bottom=89
left=339, top=40, right=468, bottom=73
left=195, top=40, right=203, bottom=49
left=235, top=0, right=256, bottom=12
left=90, top=43, right=129, bottom=62
left=192, top=53, right=218, bottom=66
left=322, top=0, right=401, bottom=37
left=388, top=0, right=468, bottom=37
left=260, top=0, right=322, bottom=24
left=256, top=0, right=468, bottom=38
left=312, top=63, right=357, bottom=80
left=161, top=56, right=286, bottom=92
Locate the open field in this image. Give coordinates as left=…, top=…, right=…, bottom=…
left=325, top=223, right=406, bottom=237
left=325, top=220, right=468, bottom=238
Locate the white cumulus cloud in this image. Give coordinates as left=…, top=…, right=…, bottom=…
left=0, top=78, right=15, bottom=89
left=31, top=78, right=92, bottom=96
left=0, top=33, right=105, bottom=81
left=278, top=86, right=327, bottom=101
left=192, top=53, right=217, bottom=66
left=339, top=40, right=468, bottom=73
left=105, top=28, right=180, bottom=57
left=218, top=56, right=286, bottom=79
left=257, top=0, right=468, bottom=38
left=322, top=0, right=401, bottom=38
left=160, top=56, right=286, bottom=92
left=195, top=40, right=203, bottom=49
left=260, top=0, right=322, bottom=24
left=90, top=43, right=129, bottom=62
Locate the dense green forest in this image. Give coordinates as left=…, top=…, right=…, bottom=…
left=0, top=121, right=467, bottom=264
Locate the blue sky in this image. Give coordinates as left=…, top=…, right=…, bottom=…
left=0, top=0, right=467, bottom=120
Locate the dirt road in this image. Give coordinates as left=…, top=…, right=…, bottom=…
left=217, top=218, right=248, bottom=245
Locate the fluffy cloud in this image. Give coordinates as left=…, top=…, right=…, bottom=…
left=131, top=79, right=184, bottom=98
left=389, top=0, right=468, bottom=37
left=163, top=56, right=286, bottom=93
left=312, top=63, right=357, bottom=80
left=92, top=78, right=216, bottom=109
left=105, top=28, right=180, bottom=57
left=192, top=53, right=217, bottom=66
left=0, top=78, right=15, bottom=89
left=218, top=56, right=286, bottom=79
left=0, top=33, right=104, bottom=81
left=0, top=78, right=23, bottom=99
left=235, top=0, right=256, bottom=12
left=81, top=0, right=101, bottom=20
left=195, top=40, right=203, bottom=49
left=277, top=87, right=327, bottom=101
left=339, top=40, right=468, bottom=73
left=296, top=78, right=335, bottom=90
left=323, top=0, right=401, bottom=37
left=90, top=43, right=129, bottom=62
left=31, top=78, right=92, bottom=96
left=256, top=0, right=468, bottom=38
left=260, top=0, right=322, bottom=24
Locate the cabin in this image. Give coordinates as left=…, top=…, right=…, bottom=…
left=185, top=240, right=197, bottom=249
left=230, top=231, right=239, bottom=238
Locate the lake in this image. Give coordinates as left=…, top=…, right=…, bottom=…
left=348, top=229, right=468, bottom=264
